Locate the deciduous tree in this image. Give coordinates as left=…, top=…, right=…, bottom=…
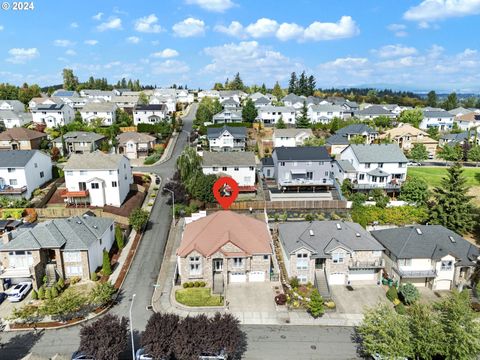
left=398, top=108, right=423, bottom=128
left=409, top=143, right=429, bottom=162
left=141, top=313, right=180, bottom=359
left=399, top=178, right=429, bottom=205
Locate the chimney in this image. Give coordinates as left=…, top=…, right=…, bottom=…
left=2, top=232, right=12, bottom=245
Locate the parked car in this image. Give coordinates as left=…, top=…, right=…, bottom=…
left=0, top=292, right=6, bottom=304
left=136, top=348, right=153, bottom=360
left=407, top=161, right=422, bottom=166
left=428, top=153, right=434, bottom=159
left=155, top=176, right=160, bottom=185
left=7, top=281, right=32, bottom=302
left=71, top=351, right=95, bottom=360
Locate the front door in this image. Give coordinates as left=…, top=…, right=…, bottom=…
left=213, top=259, right=223, bottom=272
left=315, top=258, right=324, bottom=270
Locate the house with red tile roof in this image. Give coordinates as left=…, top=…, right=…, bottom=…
left=176, top=211, right=273, bottom=292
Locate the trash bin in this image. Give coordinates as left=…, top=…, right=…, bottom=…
left=4, top=278, right=11, bottom=290
left=388, top=279, right=393, bottom=287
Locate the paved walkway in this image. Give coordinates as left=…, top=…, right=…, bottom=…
left=151, top=218, right=364, bottom=327
left=131, top=132, right=179, bottom=168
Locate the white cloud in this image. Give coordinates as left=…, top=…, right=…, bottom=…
left=276, top=23, right=304, bottom=41
left=6, top=48, right=39, bottom=64
left=92, top=12, right=103, bottom=21
left=126, top=36, right=141, bottom=44
left=0, top=25, right=3, bottom=31
left=320, top=57, right=369, bottom=69
left=70, top=22, right=79, bottom=29
left=214, top=21, right=245, bottom=38
left=373, top=44, right=418, bottom=58
left=185, top=0, right=235, bottom=12
left=404, top=0, right=480, bottom=22
left=246, top=18, right=279, bottom=38
left=134, top=14, right=163, bottom=33
left=53, top=39, right=75, bottom=47
left=96, top=17, right=122, bottom=31
left=152, top=60, right=190, bottom=74
left=303, top=16, right=359, bottom=41
left=84, top=40, right=98, bottom=45
left=387, top=23, right=407, bottom=37
left=65, top=49, right=77, bottom=56
left=151, top=48, right=179, bottom=58
left=172, top=18, right=205, bottom=37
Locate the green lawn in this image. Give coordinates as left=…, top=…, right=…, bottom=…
left=407, top=166, right=480, bottom=187
left=175, top=288, right=223, bottom=307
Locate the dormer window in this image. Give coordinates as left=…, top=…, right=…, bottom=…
left=332, top=252, right=344, bottom=264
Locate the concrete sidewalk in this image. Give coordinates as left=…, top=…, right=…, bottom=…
left=131, top=132, right=178, bottom=167
left=151, top=218, right=364, bottom=327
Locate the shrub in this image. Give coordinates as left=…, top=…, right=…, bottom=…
left=399, top=283, right=420, bottom=305
left=144, top=153, right=162, bottom=165
left=324, top=301, right=336, bottom=309
left=57, top=278, right=65, bottom=290
left=386, top=286, right=398, bottom=302
left=275, top=293, right=287, bottom=305
left=45, top=287, right=52, bottom=300
left=148, top=202, right=154, bottom=206
left=51, top=286, right=59, bottom=298
left=91, top=272, right=98, bottom=281
left=37, top=286, right=45, bottom=300
left=70, top=276, right=81, bottom=285
left=289, top=277, right=300, bottom=289
left=102, top=249, right=112, bottom=276
left=183, top=282, right=189, bottom=289
left=150, top=193, right=156, bottom=198
left=31, top=289, right=38, bottom=300
left=304, top=213, right=314, bottom=222
left=199, top=281, right=206, bottom=287
left=89, top=281, right=116, bottom=306
left=194, top=281, right=200, bottom=287
left=330, top=212, right=341, bottom=220
left=393, top=298, right=401, bottom=306
left=471, top=302, right=480, bottom=312
left=308, top=289, right=324, bottom=318
left=395, top=302, right=406, bottom=315
left=115, top=225, right=124, bottom=250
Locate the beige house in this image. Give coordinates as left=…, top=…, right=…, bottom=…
left=0, top=215, right=115, bottom=290
left=52, top=131, right=106, bottom=156
left=0, top=128, right=47, bottom=150
left=380, top=124, right=438, bottom=156
left=176, top=211, right=273, bottom=293
left=116, top=131, right=156, bottom=159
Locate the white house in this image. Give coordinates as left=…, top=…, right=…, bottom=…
left=206, top=126, right=247, bottom=152
left=111, top=96, right=139, bottom=111
left=28, top=97, right=63, bottom=110
left=80, top=102, right=117, bottom=126
left=257, top=106, right=297, bottom=125
left=308, top=104, right=344, bottom=123
left=133, top=104, right=168, bottom=125
left=31, top=103, right=74, bottom=128
left=0, top=150, right=52, bottom=199
left=336, top=144, right=408, bottom=192
left=198, top=90, right=220, bottom=101
left=202, top=152, right=256, bottom=190
left=149, top=96, right=176, bottom=114
left=79, top=90, right=114, bottom=101
left=273, top=128, right=313, bottom=147
left=176, top=89, right=194, bottom=104
left=212, top=110, right=243, bottom=124
left=371, top=225, right=479, bottom=291
left=0, top=100, right=25, bottom=113
left=62, top=151, right=133, bottom=207
left=0, top=110, right=32, bottom=128
left=420, top=110, right=454, bottom=131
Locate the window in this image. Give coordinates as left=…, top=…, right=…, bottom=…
left=212, top=167, right=218, bottom=171
left=319, top=161, right=324, bottom=165
left=79, top=182, right=86, bottom=191
left=66, top=171, right=73, bottom=176
left=40, top=171, right=44, bottom=178
left=399, top=163, right=405, bottom=168
left=234, top=167, right=239, bottom=171
left=9, top=179, right=17, bottom=186
left=80, top=170, right=86, bottom=175
left=280, top=162, right=285, bottom=166
left=222, top=167, right=227, bottom=171
left=298, top=276, right=308, bottom=284
left=109, top=170, right=114, bottom=175
left=189, top=256, right=202, bottom=275
left=332, top=252, right=344, bottom=264
left=296, top=253, right=309, bottom=270
left=233, top=257, right=244, bottom=267
left=66, top=266, right=83, bottom=277
left=365, top=163, right=371, bottom=169
left=378, top=163, right=383, bottom=168
left=441, top=260, right=453, bottom=271
left=263, top=255, right=269, bottom=260
left=306, top=161, right=312, bottom=166
left=7, top=168, right=15, bottom=173
left=372, top=176, right=377, bottom=183
left=34, top=163, right=38, bottom=168
left=91, top=183, right=99, bottom=189
left=63, top=252, right=81, bottom=262
left=399, top=259, right=412, bottom=266
left=324, top=171, right=329, bottom=176
left=112, top=181, right=118, bottom=187
left=306, top=171, right=313, bottom=180
left=359, top=174, right=365, bottom=180
left=249, top=166, right=254, bottom=171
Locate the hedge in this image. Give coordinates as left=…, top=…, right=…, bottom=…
left=352, top=205, right=428, bottom=228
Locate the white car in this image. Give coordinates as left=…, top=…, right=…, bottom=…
left=136, top=349, right=153, bottom=360
left=7, top=281, right=32, bottom=302
left=407, top=161, right=422, bottom=166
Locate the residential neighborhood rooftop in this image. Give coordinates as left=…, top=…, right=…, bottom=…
left=0, top=150, right=43, bottom=167
left=202, top=151, right=255, bottom=167
left=206, top=125, right=247, bottom=139
left=63, top=150, right=129, bottom=170
left=0, top=127, right=46, bottom=141
left=53, top=131, right=105, bottom=143
left=346, top=144, right=408, bottom=163
left=274, top=146, right=331, bottom=161
left=116, top=131, right=156, bottom=143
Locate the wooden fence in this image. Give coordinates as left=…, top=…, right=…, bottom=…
left=35, top=207, right=129, bottom=225
left=207, top=199, right=347, bottom=211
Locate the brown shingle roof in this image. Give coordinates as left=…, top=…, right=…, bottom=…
left=177, top=211, right=272, bottom=257
left=0, top=127, right=46, bottom=141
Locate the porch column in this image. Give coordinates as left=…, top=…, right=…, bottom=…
left=54, top=249, right=65, bottom=279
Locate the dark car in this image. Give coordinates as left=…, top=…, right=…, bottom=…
left=155, top=176, right=161, bottom=185
left=0, top=292, right=6, bottom=304
left=71, top=351, right=95, bottom=360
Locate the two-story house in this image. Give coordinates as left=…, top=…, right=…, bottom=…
left=201, top=152, right=256, bottom=190
left=111, top=95, right=139, bottom=112
left=308, top=104, right=344, bottom=124
left=257, top=106, right=297, bottom=125
left=371, top=225, right=479, bottom=290
left=0, top=215, right=115, bottom=290
left=212, top=109, right=243, bottom=124
left=80, top=102, right=117, bottom=126
left=62, top=151, right=133, bottom=207
left=220, top=98, right=240, bottom=110
left=79, top=90, right=114, bottom=101
left=354, top=105, right=396, bottom=120
left=176, top=211, right=273, bottom=290
left=273, top=128, right=313, bottom=147
left=380, top=123, right=438, bottom=156
left=0, top=100, right=25, bottom=113
left=265, top=146, right=333, bottom=190
left=0, top=128, right=47, bottom=150
left=278, top=221, right=385, bottom=294
left=133, top=104, right=168, bottom=125
left=52, top=131, right=106, bottom=156
left=149, top=95, right=176, bottom=114
left=207, top=126, right=246, bottom=152
left=116, top=131, right=156, bottom=159
left=0, top=110, right=32, bottom=129
left=419, top=110, right=454, bottom=131
left=31, top=103, right=75, bottom=128
left=454, top=112, right=480, bottom=131
left=0, top=150, right=52, bottom=199
left=325, top=124, right=379, bottom=155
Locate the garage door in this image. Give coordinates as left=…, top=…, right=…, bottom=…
left=434, top=279, right=451, bottom=290
left=403, top=278, right=428, bottom=287
left=249, top=271, right=265, bottom=282
left=229, top=272, right=246, bottom=283
left=348, top=269, right=376, bottom=282
left=329, top=272, right=346, bottom=285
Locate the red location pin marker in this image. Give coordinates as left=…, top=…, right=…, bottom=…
left=213, top=177, right=239, bottom=210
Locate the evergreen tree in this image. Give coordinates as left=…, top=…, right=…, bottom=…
left=308, top=289, right=324, bottom=318
left=295, top=101, right=310, bottom=128
left=438, top=144, right=463, bottom=163
left=275, top=116, right=286, bottom=129
left=272, top=81, right=284, bottom=100
left=298, top=71, right=307, bottom=96
left=443, top=92, right=458, bottom=110
left=138, top=92, right=148, bottom=105
left=260, top=83, right=267, bottom=94
left=229, top=73, right=244, bottom=91
left=242, top=98, right=258, bottom=123
left=288, top=72, right=298, bottom=94
left=468, top=145, right=480, bottom=165
left=428, top=162, right=475, bottom=234
left=307, top=75, right=316, bottom=96
left=102, top=249, right=112, bottom=276
left=426, top=90, right=437, bottom=107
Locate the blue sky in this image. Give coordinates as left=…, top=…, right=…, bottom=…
left=1, top=0, right=480, bottom=91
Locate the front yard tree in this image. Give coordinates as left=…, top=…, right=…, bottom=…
left=398, top=109, right=423, bottom=128
left=138, top=91, right=148, bottom=105
left=350, top=135, right=366, bottom=145
left=427, top=90, right=437, bottom=107
left=437, top=144, right=463, bottom=163
left=358, top=304, right=413, bottom=359
left=408, top=303, right=445, bottom=360
left=129, top=208, right=150, bottom=231
left=428, top=162, right=475, bottom=235
left=115, top=225, right=124, bottom=250
left=275, top=116, right=286, bottom=129
left=409, top=143, right=429, bottom=162
left=141, top=313, right=180, bottom=359
left=102, top=249, right=112, bottom=276
left=308, top=289, right=324, bottom=318
left=399, top=178, right=429, bottom=205
left=296, top=101, right=310, bottom=128
left=89, top=281, right=116, bottom=306
left=468, top=145, right=480, bottom=165
left=242, top=98, right=258, bottom=123
left=79, top=314, right=128, bottom=360
left=207, top=313, right=245, bottom=359
left=398, top=283, right=420, bottom=305
left=173, top=315, right=210, bottom=359
left=272, top=81, right=284, bottom=100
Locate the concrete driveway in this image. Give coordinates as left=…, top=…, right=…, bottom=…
left=227, top=283, right=276, bottom=312
left=0, top=290, right=33, bottom=321
left=331, top=285, right=389, bottom=314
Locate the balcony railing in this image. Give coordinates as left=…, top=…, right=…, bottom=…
left=349, top=258, right=385, bottom=269
left=279, top=178, right=334, bottom=187
left=352, top=183, right=401, bottom=190
left=0, top=185, right=27, bottom=195
left=396, top=268, right=437, bottom=278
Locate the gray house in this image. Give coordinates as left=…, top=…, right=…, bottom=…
left=278, top=221, right=385, bottom=296
left=53, top=131, right=106, bottom=156
left=265, top=146, right=333, bottom=190
left=212, top=110, right=243, bottom=124
left=207, top=126, right=246, bottom=152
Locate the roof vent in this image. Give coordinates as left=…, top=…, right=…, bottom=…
left=416, top=228, right=422, bottom=235
left=336, top=223, right=342, bottom=230
left=355, top=233, right=361, bottom=237
left=93, top=225, right=98, bottom=229
left=309, top=229, right=314, bottom=236
left=76, top=221, right=82, bottom=225
left=449, top=236, right=456, bottom=243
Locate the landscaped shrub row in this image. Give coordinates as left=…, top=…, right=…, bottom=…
left=182, top=281, right=206, bottom=288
